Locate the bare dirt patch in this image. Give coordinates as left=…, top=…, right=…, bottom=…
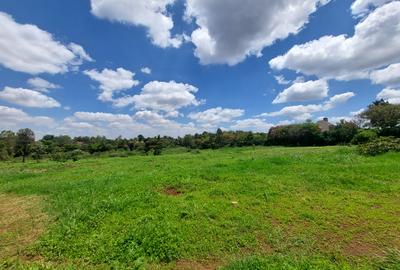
left=174, top=259, right=221, bottom=270
left=343, top=234, right=383, bottom=257
left=163, top=186, right=183, bottom=196
left=0, top=193, right=47, bottom=259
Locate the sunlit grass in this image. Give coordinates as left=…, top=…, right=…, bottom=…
left=1, top=146, right=399, bottom=269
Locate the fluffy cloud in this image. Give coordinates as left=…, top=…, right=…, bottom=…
left=133, top=110, right=172, bottom=126
left=324, top=92, right=356, bottom=110
left=261, top=92, right=355, bottom=121
left=274, top=75, right=291, bottom=85
left=119, top=81, right=201, bottom=113
left=273, top=79, right=328, bottom=104
left=0, top=87, right=61, bottom=108
left=185, top=0, right=330, bottom=65
left=188, top=107, right=244, bottom=126
left=377, top=88, right=400, bottom=104
left=231, top=118, right=273, bottom=132
left=351, top=0, right=393, bottom=15
left=83, top=68, right=139, bottom=102
left=0, top=12, right=92, bottom=75
left=262, top=104, right=321, bottom=121
left=67, top=43, right=94, bottom=65
left=141, top=67, right=152, bottom=75
left=27, top=77, right=60, bottom=92
left=370, top=63, right=400, bottom=87
left=63, top=117, right=96, bottom=129
left=65, top=111, right=199, bottom=138
left=270, top=2, right=400, bottom=80
left=326, top=116, right=354, bottom=124
left=350, top=109, right=366, bottom=116
left=90, top=0, right=182, bottom=48
left=74, top=111, right=133, bottom=123
left=0, top=105, right=55, bottom=131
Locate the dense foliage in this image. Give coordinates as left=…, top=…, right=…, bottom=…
left=267, top=123, right=323, bottom=146
left=1, top=101, right=399, bottom=161
left=361, top=100, right=400, bottom=136
left=351, top=129, right=378, bottom=145
left=358, top=137, right=400, bottom=156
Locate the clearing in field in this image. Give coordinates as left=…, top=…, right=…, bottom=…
left=0, top=146, right=399, bottom=269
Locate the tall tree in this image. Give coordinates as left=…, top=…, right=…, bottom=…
left=0, top=130, right=16, bottom=159
left=16, top=128, right=35, bottom=162
left=326, top=120, right=359, bottom=144
left=361, top=100, right=400, bottom=130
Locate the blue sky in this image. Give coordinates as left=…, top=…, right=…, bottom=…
left=0, top=0, right=399, bottom=138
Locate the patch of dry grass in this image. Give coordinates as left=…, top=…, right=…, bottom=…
left=0, top=193, right=47, bottom=260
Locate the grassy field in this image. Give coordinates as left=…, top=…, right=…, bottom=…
left=0, top=146, right=399, bottom=269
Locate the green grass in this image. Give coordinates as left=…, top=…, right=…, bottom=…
left=1, top=146, right=399, bottom=269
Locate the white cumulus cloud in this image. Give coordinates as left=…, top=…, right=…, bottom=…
left=351, top=0, right=394, bottom=15
left=185, top=0, right=330, bottom=65
left=141, top=67, right=152, bottom=75
left=74, top=111, right=134, bottom=123
left=231, top=118, right=273, bottom=132
left=261, top=92, right=355, bottom=121
left=274, top=75, right=291, bottom=85
left=0, top=12, right=92, bottom=75
left=66, top=111, right=199, bottom=138
left=188, top=107, right=244, bottom=126
left=83, top=68, right=139, bottom=102
left=270, top=2, right=400, bottom=80
left=133, top=110, right=172, bottom=126
left=90, top=0, right=183, bottom=48
left=27, top=77, right=60, bottom=92
left=377, top=88, right=400, bottom=104
left=0, top=87, right=61, bottom=108
left=273, top=79, right=328, bottom=104
left=0, top=105, right=55, bottom=131
left=117, top=81, right=201, bottom=113
left=370, top=63, right=400, bottom=87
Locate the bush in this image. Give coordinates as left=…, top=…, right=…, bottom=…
left=0, top=147, right=10, bottom=161
left=358, top=137, right=400, bottom=156
left=51, top=150, right=88, bottom=162
left=65, top=149, right=87, bottom=161
left=50, top=152, right=67, bottom=162
left=351, top=129, right=378, bottom=145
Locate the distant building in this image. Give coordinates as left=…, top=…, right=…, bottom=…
left=317, top=118, right=334, bottom=132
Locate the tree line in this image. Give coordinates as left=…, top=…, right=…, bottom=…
left=1, top=100, right=399, bottom=162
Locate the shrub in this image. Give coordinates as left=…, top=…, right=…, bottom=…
left=358, top=137, right=400, bottom=156
left=51, top=150, right=87, bottom=162
left=50, top=152, right=67, bottom=162
left=351, top=129, right=378, bottom=145
left=325, top=120, right=359, bottom=145
left=0, top=146, right=10, bottom=161
left=65, top=149, right=87, bottom=161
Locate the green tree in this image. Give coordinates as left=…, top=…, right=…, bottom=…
left=325, top=120, right=359, bottom=144
left=16, top=128, right=35, bottom=162
left=31, top=141, right=46, bottom=162
left=0, top=130, right=16, bottom=160
left=361, top=100, right=400, bottom=131
left=215, top=128, right=224, bottom=148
